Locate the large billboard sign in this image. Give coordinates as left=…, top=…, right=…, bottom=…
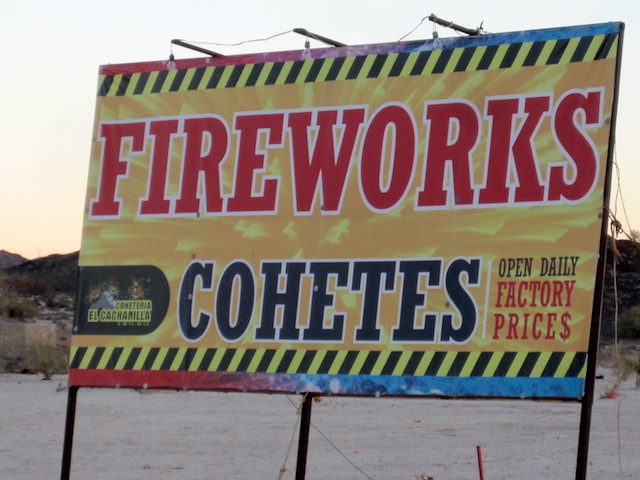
left=69, top=23, right=622, bottom=399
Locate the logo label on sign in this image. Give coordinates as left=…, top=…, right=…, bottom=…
left=74, top=265, right=169, bottom=335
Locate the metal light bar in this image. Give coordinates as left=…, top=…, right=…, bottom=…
left=171, top=39, right=225, bottom=57
left=428, top=14, right=481, bottom=36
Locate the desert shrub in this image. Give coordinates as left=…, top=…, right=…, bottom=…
left=46, top=293, right=75, bottom=310
left=600, top=345, right=640, bottom=397
left=0, top=295, right=40, bottom=319
left=3, top=275, right=49, bottom=298
left=26, top=343, right=68, bottom=379
left=619, top=305, right=640, bottom=338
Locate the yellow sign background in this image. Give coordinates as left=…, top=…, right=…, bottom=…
left=73, top=33, right=619, bottom=374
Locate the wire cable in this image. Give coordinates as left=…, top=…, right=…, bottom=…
left=278, top=393, right=305, bottom=479
left=308, top=420, right=375, bottom=480
left=180, top=29, right=293, bottom=49
left=610, top=147, right=626, bottom=480
left=397, top=15, right=430, bottom=42
left=284, top=395, right=375, bottom=480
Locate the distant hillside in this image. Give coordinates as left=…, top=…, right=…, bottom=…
left=0, top=250, right=27, bottom=270
left=5, top=251, right=78, bottom=295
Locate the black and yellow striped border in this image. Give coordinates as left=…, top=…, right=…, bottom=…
left=98, top=32, right=618, bottom=97
left=69, top=346, right=586, bottom=378
left=85, top=29, right=609, bottom=383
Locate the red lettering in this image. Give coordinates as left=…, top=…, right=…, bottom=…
left=360, top=104, right=416, bottom=212
left=493, top=313, right=505, bottom=339
left=532, top=312, right=543, bottom=339
left=479, top=98, right=518, bottom=204
left=517, top=281, right=528, bottom=308
left=288, top=108, right=365, bottom=214
left=175, top=116, right=229, bottom=215
left=507, top=313, right=519, bottom=339
left=546, top=312, right=557, bottom=339
left=90, top=121, right=146, bottom=217
left=479, top=96, right=549, bottom=204
left=495, top=281, right=507, bottom=307
left=539, top=281, right=551, bottom=307
left=227, top=113, right=284, bottom=213
left=139, top=119, right=179, bottom=215
left=529, top=281, right=540, bottom=307
left=552, top=280, right=564, bottom=306
left=512, top=96, right=550, bottom=202
left=564, top=280, right=575, bottom=306
left=548, top=89, right=602, bottom=202
left=88, top=88, right=606, bottom=221
left=504, top=281, right=516, bottom=307
left=417, top=101, right=479, bottom=207
left=521, top=312, right=529, bottom=339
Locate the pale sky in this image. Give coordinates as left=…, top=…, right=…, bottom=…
left=1, top=0, right=638, bottom=259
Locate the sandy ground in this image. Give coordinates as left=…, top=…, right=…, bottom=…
left=1, top=368, right=639, bottom=480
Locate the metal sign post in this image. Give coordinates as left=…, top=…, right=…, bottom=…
left=60, top=386, right=78, bottom=480
left=295, top=394, right=315, bottom=480
left=575, top=22, right=624, bottom=480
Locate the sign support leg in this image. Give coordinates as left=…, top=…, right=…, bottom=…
left=575, top=312, right=601, bottom=480
left=575, top=210, right=610, bottom=480
left=576, top=397, right=593, bottom=480
left=60, top=386, right=79, bottom=480
left=295, top=393, right=314, bottom=480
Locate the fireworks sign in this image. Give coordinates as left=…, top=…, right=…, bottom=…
left=69, top=22, right=622, bottom=399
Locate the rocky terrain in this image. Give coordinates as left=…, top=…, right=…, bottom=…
left=0, top=252, right=77, bottom=376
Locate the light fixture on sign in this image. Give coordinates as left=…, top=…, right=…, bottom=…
left=166, top=52, right=177, bottom=71
left=302, top=38, right=311, bottom=59
left=167, top=39, right=225, bottom=70
left=432, top=25, right=443, bottom=50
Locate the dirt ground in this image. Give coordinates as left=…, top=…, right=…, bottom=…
left=1, top=365, right=639, bottom=480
